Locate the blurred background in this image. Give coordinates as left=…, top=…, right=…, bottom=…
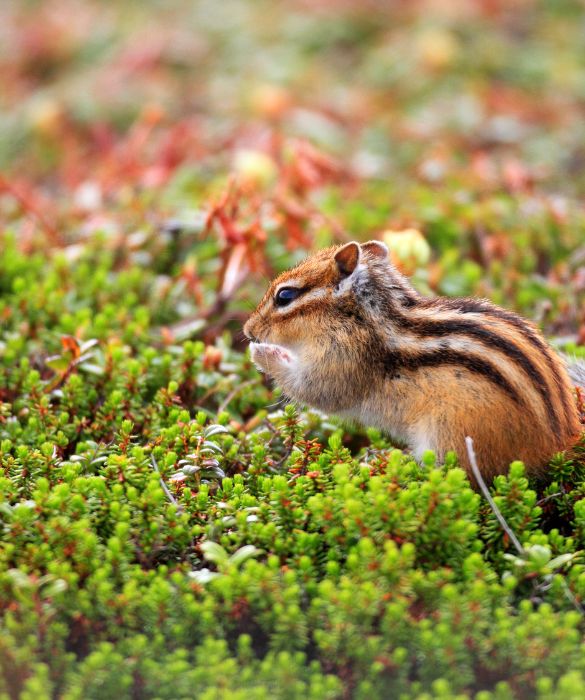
left=2, top=0, right=585, bottom=345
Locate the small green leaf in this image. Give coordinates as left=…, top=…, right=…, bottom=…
left=204, top=425, right=229, bottom=438
left=229, top=545, right=262, bottom=568
left=526, top=545, right=552, bottom=569
left=46, top=356, right=69, bottom=372
left=200, top=541, right=229, bottom=566
left=547, top=552, right=580, bottom=570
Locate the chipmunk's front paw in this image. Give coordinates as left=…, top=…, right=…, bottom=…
left=249, top=342, right=295, bottom=376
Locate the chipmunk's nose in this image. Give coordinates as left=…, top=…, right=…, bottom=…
left=243, top=318, right=260, bottom=343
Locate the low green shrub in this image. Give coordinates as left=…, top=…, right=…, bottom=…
left=2, top=237, right=585, bottom=699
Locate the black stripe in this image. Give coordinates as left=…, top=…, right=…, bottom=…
left=391, top=313, right=560, bottom=433
left=275, top=298, right=324, bottom=322
left=434, top=298, right=556, bottom=373
left=466, top=304, right=574, bottom=427
left=383, top=348, right=523, bottom=406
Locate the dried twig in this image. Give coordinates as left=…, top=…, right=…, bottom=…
left=217, top=378, right=259, bottom=415
left=465, top=436, right=523, bottom=554
left=151, top=454, right=183, bottom=512
left=536, top=492, right=563, bottom=507
left=465, top=436, right=584, bottom=615
left=0, top=176, right=60, bottom=243
left=559, top=578, right=585, bottom=614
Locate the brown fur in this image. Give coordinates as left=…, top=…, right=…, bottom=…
left=244, top=242, right=582, bottom=480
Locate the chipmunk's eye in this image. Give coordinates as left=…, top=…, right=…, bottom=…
left=275, top=287, right=301, bottom=307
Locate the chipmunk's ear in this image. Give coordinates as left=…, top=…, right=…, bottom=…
left=334, top=241, right=361, bottom=278
left=361, top=240, right=389, bottom=261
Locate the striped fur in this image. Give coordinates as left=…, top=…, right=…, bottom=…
left=382, top=347, right=523, bottom=408
left=244, top=242, right=582, bottom=480
left=381, top=306, right=557, bottom=430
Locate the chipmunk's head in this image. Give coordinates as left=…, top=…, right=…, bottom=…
left=243, top=240, right=416, bottom=411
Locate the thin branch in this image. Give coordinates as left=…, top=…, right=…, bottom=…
left=0, top=176, right=60, bottom=243
left=217, top=378, right=259, bottom=415
left=466, top=436, right=584, bottom=615
left=465, top=436, right=524, bottom=554
left=151, top=454, right=183, bottom=512
left=559, top=578, right=585, bottom=615
left=536, top=492, right=564, bottom=507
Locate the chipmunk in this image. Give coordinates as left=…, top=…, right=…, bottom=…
left=243, top=241, right=583, bottom=479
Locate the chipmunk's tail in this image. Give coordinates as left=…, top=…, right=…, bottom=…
left=564, top=355, right=585, bottom=390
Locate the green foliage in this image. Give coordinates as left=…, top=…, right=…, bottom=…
left=1, top=236, right=585, bottom=698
